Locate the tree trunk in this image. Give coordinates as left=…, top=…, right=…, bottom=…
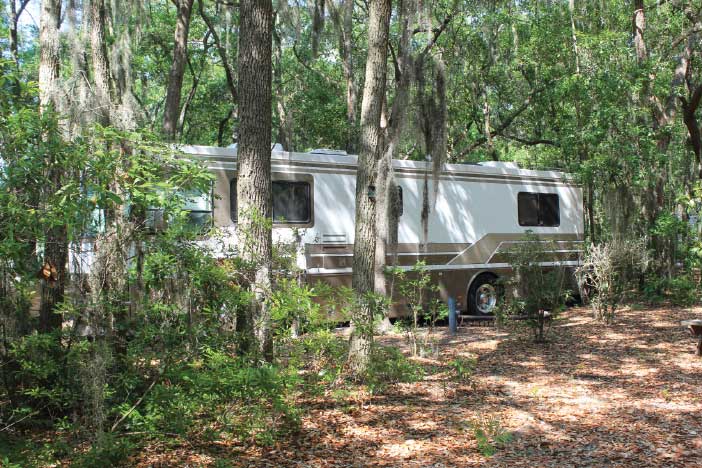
left=237, top=0, right=274, bottom=361
left=633, top=0, right=646, bottom=65
left=39, top=0, right=61, bottom=113
left=347, top=0, right=391, bottom=377
left=273, top=19, right=294, bottom=150
left=374, top=0, right=413, bottom=333
left=331, top=0, right=358, bottom=152
left=8, top=1, right=30, bottom=67
left=163, top=0, right=195, bottom=140
left=89, top=0, right=113, bottom=126
left=38, top=0, right=66, bottom=333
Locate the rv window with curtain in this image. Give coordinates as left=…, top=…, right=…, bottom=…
left=230, top=179, right=312, bottom=224
left=518, top=192, right=560, bottom=227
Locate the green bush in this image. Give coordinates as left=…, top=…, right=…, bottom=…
left=643, top=274, right=699, bottom=306
left=448, top=356, right=477, bottom=383
left=391, top=262, right=447, bottom=357
left=503, top=232, right=571, bottom=342
left=469, top=417, right=513, bottom=457
left=363, top=345, right=424, bottom=394
left=117, top=349, right=300, bottom=444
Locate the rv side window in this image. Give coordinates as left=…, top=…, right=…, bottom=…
left=230, top=179, right=312, bottom=224
left=146, top=187, right=212, bottom=232
left=397, top=185, right=403, bottom=216
left=182, top=189, right=213, bottom=230
left=273, top=181, right=311, bottom=223
left=518, top=192, right=560, bottom=227
left=230, top=179, right=237, bottom=223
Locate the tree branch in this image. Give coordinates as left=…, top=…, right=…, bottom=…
left=198, top=0, right=238, bottom=102
left=455, top=85, right=548, bottom=158
left=419, top=8, right=456, bottom=58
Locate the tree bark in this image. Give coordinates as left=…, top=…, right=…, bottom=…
left=237, top=0, right=274, bottom=361
left=347, top=0, right=391, bottom=376
left=39, top=0, right=61, bottom=113
left=633, top=0, right=646, bottom=65
left=38, top=0, right=66, bottom=333
left=89, top=0, right=113, bottom=126
left=374, top=0, right=413, bottom=332
left=330, top=0, right=358, bottom=152
left=273, top=17, right=294, bottom=150
left=8, top=1, right=30, bottom=67
left=163, top=0, right=195, bottom=140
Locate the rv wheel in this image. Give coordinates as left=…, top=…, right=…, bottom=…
left=469, top=273, right=501, bottom=316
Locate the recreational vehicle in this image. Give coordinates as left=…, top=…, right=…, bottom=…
left=180, top=145, right=585, bottom=317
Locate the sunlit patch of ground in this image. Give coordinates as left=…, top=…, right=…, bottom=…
left=132, top=306, right=702, bottom=467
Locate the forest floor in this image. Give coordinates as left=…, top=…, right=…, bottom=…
left=137, top=305, right=702, bottom=468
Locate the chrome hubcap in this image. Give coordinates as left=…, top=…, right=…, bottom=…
left=476, top=283, right=497, bottom=314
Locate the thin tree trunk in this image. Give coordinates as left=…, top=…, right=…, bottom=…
left=633, top=0, right=646, bottom=65
left=331, top=0, right=358, bottom=152
left=347, top=0, right=391, bottom=377
left=273, top=19, right=293, bottom=150
left=199, top=0, right=237, bottom=103
left=38, top=0, right=66, bottom=333
left=374, top=0, right=413, bottom=333
left=482, top=88, right=496, bottom=161
left=237, top=0, right=274, bottom=361
left=8, top=1, right=30, bottom=67
left=89, top=0, right=113, bottom=126
left=311, top=0, right=325, bottom=59
left=163, top=0, right=195, bottom=140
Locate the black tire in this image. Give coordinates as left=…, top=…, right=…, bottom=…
left=468, top=273, right=501, bottom=316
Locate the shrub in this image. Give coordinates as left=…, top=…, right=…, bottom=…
left=503, top=232, right=571, bottom=342
left=469, top=417, right=513, bottom=457
left=448, top=356, right=477, bottom=384
left=363, top=345, right=424, bottom=394
left=391, top=262, right=447, bottom=357
left=577, top=238, right=648, bottom=323
left=118, top=349, right=300, bottom=444
left=642, top=274, right=699, bottom=306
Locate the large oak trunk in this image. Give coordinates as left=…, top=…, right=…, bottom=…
left=237, top=0, right=274, bottom=361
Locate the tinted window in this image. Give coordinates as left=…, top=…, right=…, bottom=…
left=230, top=179, right=237, bottom=223
left=518, top=192, right=560, bottom=227
left=539, top=193, right=560, bottom=227
left=518, top=193, right=539, bottom=226
left=273, top=181, right=311, bottom=223
left=396, top=185, right=403, bottom=217
left=230, top=179, right=312, bottom=224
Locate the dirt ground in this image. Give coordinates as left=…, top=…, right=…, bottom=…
left=141, top=306, right=702, bottom=467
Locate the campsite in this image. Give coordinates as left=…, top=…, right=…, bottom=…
left=2, top=1, right=702, bottom=466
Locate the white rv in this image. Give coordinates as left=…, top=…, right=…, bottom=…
left=180, top=145, right=584, bottom=316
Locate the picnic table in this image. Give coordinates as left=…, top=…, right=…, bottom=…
left=681, top=319, right=702, bottom=356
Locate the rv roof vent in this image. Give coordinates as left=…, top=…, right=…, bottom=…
left=310, top=148, right=348, bottom=156
left=478, top=161, right=520, bottom=170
